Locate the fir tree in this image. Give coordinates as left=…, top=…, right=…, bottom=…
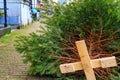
left=15, top=0, right=120, bottom=79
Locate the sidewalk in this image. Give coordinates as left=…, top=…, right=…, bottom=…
left=0, top=21, right=48, bottom=80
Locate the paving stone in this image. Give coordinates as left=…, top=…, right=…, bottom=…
left=0, top=22, right=48, bottom=80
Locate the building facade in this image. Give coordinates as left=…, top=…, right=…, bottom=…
left=0, top=0, right=39, bottom=27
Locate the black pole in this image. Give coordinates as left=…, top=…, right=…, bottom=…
left=4, top=0, right=7, bottom=27
left=30, top=0, right=32, bottom=9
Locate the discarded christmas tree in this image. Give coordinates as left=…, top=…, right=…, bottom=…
left=15, top=0, right=120, bottom=79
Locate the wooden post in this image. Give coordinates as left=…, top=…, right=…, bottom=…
left=76, top=40, right=96, bottom=80
left=59, top=40, right=117, bottom=80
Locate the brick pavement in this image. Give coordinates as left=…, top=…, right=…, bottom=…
left=0, top=22, right=51, bottom=80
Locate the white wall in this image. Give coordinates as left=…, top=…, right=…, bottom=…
left=21, top=4, right=32, bottom=25
left=32, top=0, right=37, bottom=8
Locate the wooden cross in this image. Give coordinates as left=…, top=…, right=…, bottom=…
left=60, top=40, right=117, bottom=80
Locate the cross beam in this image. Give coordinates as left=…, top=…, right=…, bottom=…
left=60, top=56, right=116, bottom=73
left=59, top=40, right=117, bottom=80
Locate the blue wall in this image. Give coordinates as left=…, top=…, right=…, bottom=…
left=0, top=16, right=20, bottom=25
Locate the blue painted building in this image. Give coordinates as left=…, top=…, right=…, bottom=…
left=0, top=0, right=39, bottom=27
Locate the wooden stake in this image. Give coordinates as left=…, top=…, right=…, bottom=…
left=75, top=40, right=96, bottom=80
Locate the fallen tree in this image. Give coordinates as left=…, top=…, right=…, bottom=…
left=15, top=0, right=120, bottom=79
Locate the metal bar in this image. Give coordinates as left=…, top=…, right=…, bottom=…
left=30, top=0, right=32, bottom=9
left=4, top=0, right=7, bottom=27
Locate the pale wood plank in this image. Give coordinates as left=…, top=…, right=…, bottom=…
left=60, top=63, right=75, bottom=73
left=60, top=56, right=116, bottom=73
left=101, top=56, right=117, bottom=68
left=75, top=40, right=96, bottom=80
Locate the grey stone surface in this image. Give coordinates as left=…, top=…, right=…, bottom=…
left=0, top=22, right=51, bottom=80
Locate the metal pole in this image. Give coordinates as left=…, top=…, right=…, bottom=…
left=30, top=0, right=32, bottom=9
left=4, top=0, right=7, bottom=27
